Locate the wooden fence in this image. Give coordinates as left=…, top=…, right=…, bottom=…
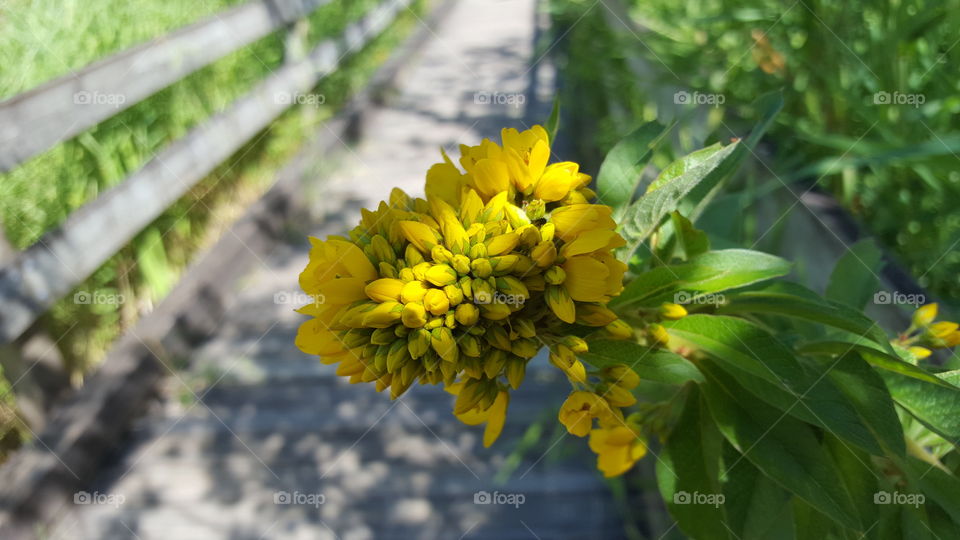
left=0, top=0, right=411, bottom=345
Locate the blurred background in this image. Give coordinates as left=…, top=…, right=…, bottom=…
left=0, top=0, right=958, bottom=538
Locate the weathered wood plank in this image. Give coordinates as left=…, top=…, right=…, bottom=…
left=0, top=0, right=411, bottom=344
left=0, top=0, right=335, bottom=172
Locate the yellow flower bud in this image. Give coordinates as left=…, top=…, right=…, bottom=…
left=929, top=321, right=958, bottom=339
left=459, top=334, right=483, bottom=357
left=531, top=241, right=557, bottom=268
left=480, top=302, right=512, bottom=320
left=483, top=348, right=508, bottom=378
left=365, top=278, right=405, bottom=302
left=546, top=285, right=576, bottom=323
left=400, top=280, right=429, bottom=303
left=544, top=266, right=566, bottom=285
left=604, top=319, right=633, bottom=340
left=407, top=328, right=431, bottom=358
left=425, top=264, right=458, bottom=286
left=471, top=258, right=493, bottom=278
left=444, top=284, right=464, bottom=306
left=423, top=288, right=451, bottom=316
left=401, top=302, right=427, bottom=328
left=603, top=384, right=637, bottom=407
left=913, top=303, right=938, bottom=327
left=575, top=304, right=618, bottom=326
left=362, top=301, right=403, bottom=328
left=455, top=303, right=480, bottom=326
left=659, top=302, right=688, bottom=320
left=511, top=338, right=540, bottom=358
left=431, top=327, right=459, bottom=363
left=601, top=364, right=640, bottom=390
left=485, top=324, right=512, bottom=351
left=908, top=346, right=932, bottom=360
left=451, top=254, right=471, bottom=275
left=405, top=244, right=424, bottom=266
left=431, top=245, right=453, bottom=263
left=562, top=336, right=589, bottom=353
left=648, top=323, right=670, bottom=347
left=505, top=357, right=527, bottom=389
left=397, top=220, right=438, bottom=252
left=485, top=232, right=520, bottom=256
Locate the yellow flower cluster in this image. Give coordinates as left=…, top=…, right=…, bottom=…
left=295, top=126, right=628, bottom=448
left=557, top=365, right=647, bottom=477
left=904, top=303, right=960, bottom=359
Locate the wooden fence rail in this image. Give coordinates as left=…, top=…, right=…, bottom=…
left=0, top=0, right=336, bottom=172
left=0, top=0, right=410, bottom=344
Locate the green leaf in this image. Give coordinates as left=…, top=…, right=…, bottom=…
left=544, top=98, right=560, bottom=145
left=700, top=368, right=862, bottom=530
left=901, top=456, right=960, bottom=524
left=668, top=316, right=901, bottom=456
left=717, top=281, right=893, bottom=353
left=878, top=364, right=960, bottom=443
left=721, top=443, right=795, bottom=539
left=819, top=353, right=906, bottom=457
left=826, top=239, right=884, bottom=309
left=580, top=339, right=703, bottom=385
left=612, top=249, right=791, bottom=309
left=619, top=140, right=740, bottom=260
left=596, top=121, right=672, bottom=216
left=799, top=341, right=952, bottom=387
left=657, top=386, right=730, bottom=539
left=670, top=210, right=710, bottom=259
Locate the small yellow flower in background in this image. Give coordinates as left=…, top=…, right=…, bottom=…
left=659, top=302, right=688, bottom=320
left=589, top=424, right=647, bottom=478
left=559, top=391, right=619, bottom=437
left=900, top=303, right=960, bottom=353
left=913, top=303, right=938, bottom=328
left=295, top=125, right=628, bottom=448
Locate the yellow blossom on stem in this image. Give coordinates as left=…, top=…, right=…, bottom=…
left=295, top=125, right=629, bottom=448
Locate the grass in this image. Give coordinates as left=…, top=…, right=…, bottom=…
left=548, top=0, right=960, bottom=306
left=0, top=0, right=425, bottom=456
